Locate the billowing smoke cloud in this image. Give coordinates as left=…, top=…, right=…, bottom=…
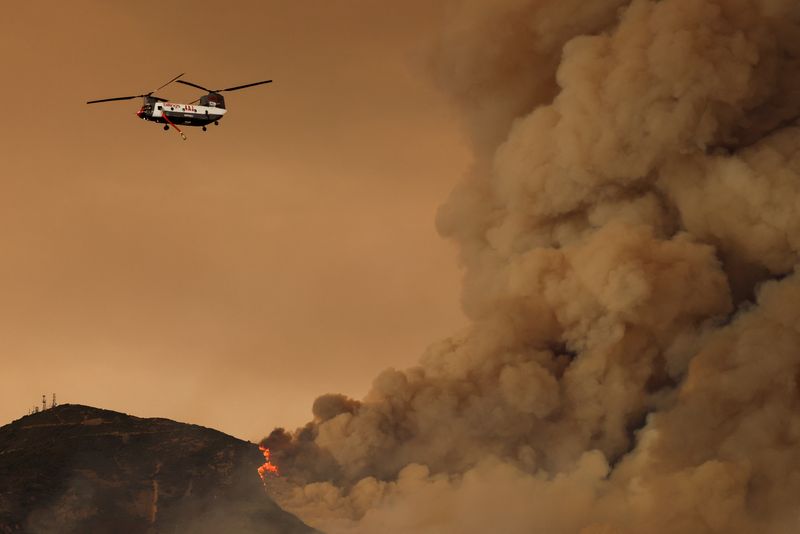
left=262, top=1, right=800, bottom=532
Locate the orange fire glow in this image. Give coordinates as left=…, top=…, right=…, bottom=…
left=258, top=445, right=279, bottom=484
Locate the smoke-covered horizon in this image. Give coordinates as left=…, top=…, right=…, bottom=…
left=263, top=1, right=800, bottom=532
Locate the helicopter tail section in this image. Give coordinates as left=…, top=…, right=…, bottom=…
left=199, top=93, right=226, bottom=109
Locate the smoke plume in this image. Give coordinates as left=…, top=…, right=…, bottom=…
left=263, top=1, right=800, bottom=532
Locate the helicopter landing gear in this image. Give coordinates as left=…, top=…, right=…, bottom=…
left=214, top=121, right=219, bottom=126
left=164, top=125, right=169, bottom=131
left=202, top=126, right=207, bottom=132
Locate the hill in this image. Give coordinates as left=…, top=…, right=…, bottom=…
left=0, top=404, right=315, bottom=533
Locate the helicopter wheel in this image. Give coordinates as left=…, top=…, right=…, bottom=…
left=202, top=126, right=207, bottom=132
left=214, top=121, right=219, bottom=126
left=163, top=125, right=169, bottom=131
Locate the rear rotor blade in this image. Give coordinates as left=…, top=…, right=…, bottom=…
left=218, top=80, right=273, bottom=92
left=86, top=95, right=142, bottom=104
left=177, top=79, right=212, bottom=92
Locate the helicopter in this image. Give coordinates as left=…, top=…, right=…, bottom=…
left=86, top=73, right=273, bottom=140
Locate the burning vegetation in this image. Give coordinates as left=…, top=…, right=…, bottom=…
left=257, top=444, right=279, bottom=485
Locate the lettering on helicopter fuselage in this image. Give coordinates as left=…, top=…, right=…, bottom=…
left=165, top=104, right=197, bottom=112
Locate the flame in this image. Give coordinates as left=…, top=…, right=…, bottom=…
left=257, top=445, right=279, bottom=484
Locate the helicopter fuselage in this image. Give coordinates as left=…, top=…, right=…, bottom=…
left=137, top=101, right=226, bottom=127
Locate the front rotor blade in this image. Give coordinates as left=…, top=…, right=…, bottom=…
left=86, top=95, right=141, bottom=104
left=218, top=80, right=273, bottom=92
left=153, top=72, right=185, bottom=93
left=177, top=79, right=212, bottom=92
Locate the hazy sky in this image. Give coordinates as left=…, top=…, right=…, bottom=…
left=0, top=0, right=468, bottom=440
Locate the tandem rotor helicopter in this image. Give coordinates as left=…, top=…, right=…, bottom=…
left=86, top=73, right=272, bottom=140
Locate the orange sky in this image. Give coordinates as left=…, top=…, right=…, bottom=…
left=0, top=0, right=469, bottom=440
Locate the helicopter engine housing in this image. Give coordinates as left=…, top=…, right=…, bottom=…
left=199, top=93, right=226, bottom=109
